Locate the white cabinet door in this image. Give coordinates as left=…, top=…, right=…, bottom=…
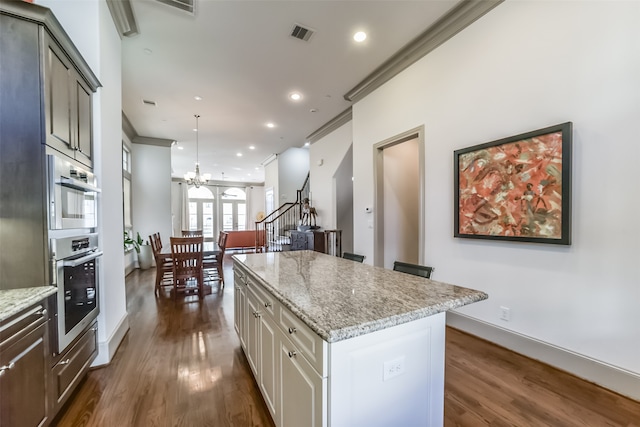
left=279, top=334, right=326, bottom=427
left=233, top=281, right=245, bottom=344
left=246, top=289, right=261, bottom=376
left=259, top=313, right=279, bottom=422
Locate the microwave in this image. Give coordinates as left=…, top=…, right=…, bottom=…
left=48, top=154, right=100, bottom=230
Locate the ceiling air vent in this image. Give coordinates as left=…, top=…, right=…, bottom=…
left=154, top=0, right=195, bottom=16
left=290, top=24, right=314, bottom=42
left=142, top=99, right=157, bottom=107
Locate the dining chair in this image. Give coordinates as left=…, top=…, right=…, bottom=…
left=393, top=261, right=434, bottom=279
left=170, top=236, right=204, bottom=300
left=342, top=252, right=365, bottom=263
left=182, top=229, right=203, bottom=237
left=203, top=231, right=224, bottom=288
left=150, top=233, right=173, bottom=296
left=204, top=231, right=228, bottom=288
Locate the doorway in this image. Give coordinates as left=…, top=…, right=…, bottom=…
left=373, top=127, right=425, bottom=268
left=221, top=187, right=246, bottom=231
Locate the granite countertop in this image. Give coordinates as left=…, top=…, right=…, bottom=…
left=0, top=286, right=57, bottom=322
left=233, top=251, right=488, bottom=343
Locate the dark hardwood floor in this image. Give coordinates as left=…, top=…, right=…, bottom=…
left=54, top=255, right=640, bottom=426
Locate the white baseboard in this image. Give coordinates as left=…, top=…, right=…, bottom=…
left=92, top=313, right=130, bottom=367
left=446, top=311, right=640, bottom=401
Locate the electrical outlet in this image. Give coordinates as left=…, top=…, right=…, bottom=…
left=500, top=306, right=511, bottom=321
left=383, top=356, right=405, bottom=381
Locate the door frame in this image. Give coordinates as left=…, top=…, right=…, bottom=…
left=373, top=126, right=425, bottom=267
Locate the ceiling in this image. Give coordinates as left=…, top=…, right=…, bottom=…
left=121, top=0, right=460, bottom=183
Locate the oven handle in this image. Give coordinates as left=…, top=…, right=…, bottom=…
left=58, top=177, right=101, bottom=193
left=62, top=250, right=103, bottom=267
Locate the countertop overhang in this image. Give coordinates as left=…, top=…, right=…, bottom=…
left=233, top=251, right=488, bottom=342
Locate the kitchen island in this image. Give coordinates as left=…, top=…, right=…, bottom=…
left=233, top=251, right=487, bottom=427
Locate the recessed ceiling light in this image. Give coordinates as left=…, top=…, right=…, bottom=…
left=255, top=167, right=260, bottom=171
left=249, top=145, right=255, bottom=150
left=193, top=128, right=197, bottom=132
left=289, top=92, right=302, bottom=101
left=266, top=122, right=275, bottom=128
left=304, top=142, right=310, bottom=147
left=354, top=31, right=367, bottom=42
left=178, top=146, right=184, bottom=150
left=194, top=96, right=202, bottom=101
left=237, top=153, right=243, bottom=157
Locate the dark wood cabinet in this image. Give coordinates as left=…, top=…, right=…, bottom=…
left=45, top=35, right=94, bottom=168
left=290, top=231, right=325, bottom=253
left=50, top=320, right=98, bottom=414
left=0, top=302, right=50, bottom=427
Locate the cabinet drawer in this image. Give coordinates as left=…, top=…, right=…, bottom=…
left=278, top=306, right=326, bottom=377
left=52, top=321, right=97, bottom=408
left=246, top=276, right=276, bottom=319
left=0, top=304, right=47, bottom=351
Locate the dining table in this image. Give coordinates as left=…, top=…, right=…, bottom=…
left=159, top=240, right=220, bottom=257
left=160, top=240, right=221, bottom=297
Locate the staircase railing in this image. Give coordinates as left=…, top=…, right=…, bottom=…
left=255, top=202, right=301, bottom=252
left=255, top=172, right=311, bottom=253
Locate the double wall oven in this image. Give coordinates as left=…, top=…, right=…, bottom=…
left=47, top=153, right=101, bottom=354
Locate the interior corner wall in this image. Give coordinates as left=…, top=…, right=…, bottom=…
left=264, top=158, right=279, bottom=208
left=36, top=0, right=128, bottom=365
left=310, top=122, right=353, bottom=230
left=278, top=147, right=310, bottom=203
left=351, top=0, right=640, bottom=391
left=132, top=144, right=172, bottom=247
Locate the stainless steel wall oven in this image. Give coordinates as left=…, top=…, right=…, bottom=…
left=50, top=233, right=101, bottom=353
left=48, top=154, right=99, bottom=230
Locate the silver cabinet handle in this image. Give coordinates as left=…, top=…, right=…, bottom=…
left=36, top=309, right=47, bottom=316
left=59, top=359, right=71, bottom=365
left=288, top=351, right=297, bottom=358
left=288, top=327, right=296, bottom=334
left=0, top=362, right=15, bottom=374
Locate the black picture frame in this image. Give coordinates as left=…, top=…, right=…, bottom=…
left=454, top=122, right=572, bottom=245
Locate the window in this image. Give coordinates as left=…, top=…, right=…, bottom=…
left=122, top=143, right=133, bottom=239
left=221, top=187, right=246, bottom=231
left=188, top=186, right=215, bottom=241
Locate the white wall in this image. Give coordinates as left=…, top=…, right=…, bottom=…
left=309, top=122, right=353, bottom=230
left=132, top=144, right=172, bottom=248
left=264, top=158, right=279, bottom=209
left=278, top=147, right=309, bottom=203
left=349, top=0, right=640, bottom=392
left=246, top=185, right=265, bottom=228
left=36, top=0, right=128, bottom=365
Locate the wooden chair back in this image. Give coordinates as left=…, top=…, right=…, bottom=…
left=342, top=252, right=365, bottom=263
left=393, top=261, right=434, bottom=279
left=170, top=236, right=204, bottom=299
left=182, top=229, right=203, bottom=237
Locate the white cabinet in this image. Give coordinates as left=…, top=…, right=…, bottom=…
left=234, top=262, right=327, bottom=427
left=233, top=260, right=446, bottom=427
left=279, top=332, right=326, bottom=427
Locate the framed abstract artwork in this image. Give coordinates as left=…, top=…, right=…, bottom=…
left=454, top=122, right=572, bottom=245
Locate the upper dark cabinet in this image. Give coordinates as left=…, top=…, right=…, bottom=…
left=1, top=0, right=100, bottom=170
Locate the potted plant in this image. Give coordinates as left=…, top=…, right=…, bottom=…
left=124, top=231, right=153, bottom=270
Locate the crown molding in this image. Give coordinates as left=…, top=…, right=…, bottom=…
left=122, top=112, right=137, bottom=142
left=106, top=0, right=139, bottom=38
left=306, top=107, right=353, bottom=144
left=132, top=136, right=175, bottom=147
left=343, top=0, right=504, bottom=103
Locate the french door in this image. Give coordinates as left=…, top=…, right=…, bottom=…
left=222, top=200, right=246, bottom=231
left=188, top=199, right=215, bottom=241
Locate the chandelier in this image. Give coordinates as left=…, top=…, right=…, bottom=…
left=184, top=114, right=211, bottom=188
